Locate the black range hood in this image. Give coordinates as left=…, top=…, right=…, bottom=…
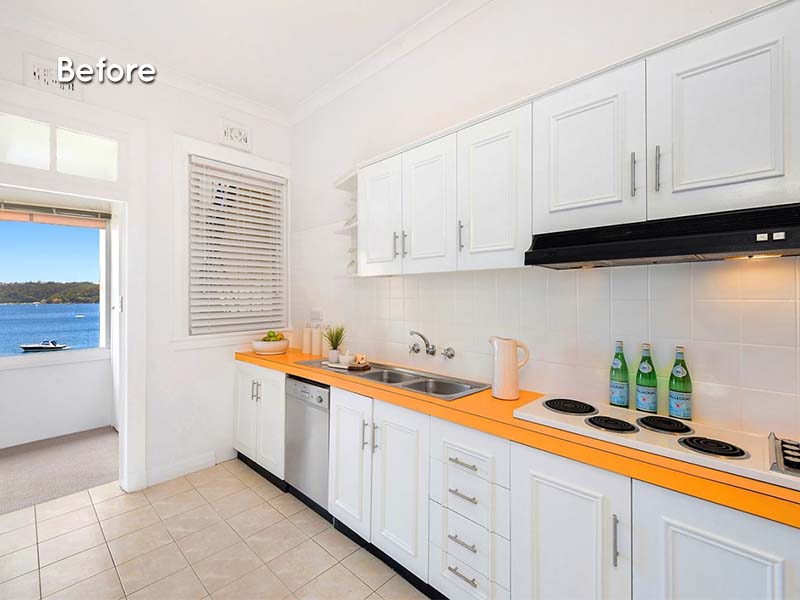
left=525, top=202, right=800, bottom=269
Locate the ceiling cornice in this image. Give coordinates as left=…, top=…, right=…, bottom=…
left=1, top=10, right=290, bottom=126
left=289, top=0, right=495, bottom=125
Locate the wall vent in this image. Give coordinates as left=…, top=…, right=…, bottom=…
left=220, top=119, right=252, bottom=152
left=23, top=54, right=83, bottom=100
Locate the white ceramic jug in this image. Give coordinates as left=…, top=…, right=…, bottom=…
left=489, top=336, right=530, bottom=400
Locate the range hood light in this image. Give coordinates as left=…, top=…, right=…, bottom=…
left=725, top=254, right=784, bottom=261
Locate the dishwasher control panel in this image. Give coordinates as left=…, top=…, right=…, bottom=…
left=286, top=376, right=330, bottom=410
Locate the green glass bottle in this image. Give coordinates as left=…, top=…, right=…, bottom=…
left=668, top=346, right=692, bottom=420
left=609, top=341, right=630, bottom=408
left=635, top=343, right=657, bottom=413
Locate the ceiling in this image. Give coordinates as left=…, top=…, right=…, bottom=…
left=6, top=0, right=451, bottom=117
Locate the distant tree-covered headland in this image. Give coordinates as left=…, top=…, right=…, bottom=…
left=0, top=282, right=100, bottom=304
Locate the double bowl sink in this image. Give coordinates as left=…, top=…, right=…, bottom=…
left=299, top=360, right=490, bottom=401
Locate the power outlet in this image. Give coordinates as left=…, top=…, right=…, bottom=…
left=24, top=54, right=83, bottom=99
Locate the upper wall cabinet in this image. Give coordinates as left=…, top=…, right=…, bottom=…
left=457, top=105, right=532, bottom=271
left=647, top=4, right=800, bottom=220
left=358, top=155, right=402, bottom=276
left=533, top=62, right=647, bottom=234
left=402, top=135, right=458, bottom=274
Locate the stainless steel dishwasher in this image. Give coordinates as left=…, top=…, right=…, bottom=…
left=284, top=375, right=330, bottom=509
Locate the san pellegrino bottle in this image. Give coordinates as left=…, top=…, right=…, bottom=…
left=669, top=346, right=692, bottom=420
left=609, top=341, right=630, bottom=408
left=636, top=343, right=657, bottom=413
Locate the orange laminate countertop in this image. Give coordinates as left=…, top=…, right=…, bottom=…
left=236, top=349, right=800, bottom=528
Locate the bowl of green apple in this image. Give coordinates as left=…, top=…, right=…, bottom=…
left=252, top=331, right=290, bottom=355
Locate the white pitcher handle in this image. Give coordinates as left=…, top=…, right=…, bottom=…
left=516, top=341, right=530, bottom=369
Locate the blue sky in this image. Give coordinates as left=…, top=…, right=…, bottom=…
left=0, top=221, right=100, bottom=283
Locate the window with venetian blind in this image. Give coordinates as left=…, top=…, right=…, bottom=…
left=188, top=154, right=287, bottom=336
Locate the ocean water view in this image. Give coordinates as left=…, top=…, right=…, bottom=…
left=0, top=303, right=100, bottom=356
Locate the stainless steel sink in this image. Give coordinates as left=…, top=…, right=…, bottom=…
left=296, top=359, right=489, bottom=401
left=360, top=370, right=419, bottom=384
left=399, top=379, right=475, bottom=397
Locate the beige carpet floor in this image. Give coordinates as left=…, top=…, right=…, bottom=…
left=0, top=426, right=118, bottom=515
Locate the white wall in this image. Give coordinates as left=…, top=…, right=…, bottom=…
left=0, top=24, right=291, bottom=483
left=0, top=355, right=112, bottom=449
left=291, top=0, right=800, bottom=438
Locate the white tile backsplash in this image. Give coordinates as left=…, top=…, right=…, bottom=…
left=291, top=224, right=800, bottom=436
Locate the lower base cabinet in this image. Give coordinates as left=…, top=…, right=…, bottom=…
left=633, top=481, right=800, bottom=600
left=510, top=442, right=632, bottom=600
left=233, top=362, right=285, bottom=479
left=328, top=388, right=430, bottom=581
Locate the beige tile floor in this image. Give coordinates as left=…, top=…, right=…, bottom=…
left=0, top=460, right=430, bottom=600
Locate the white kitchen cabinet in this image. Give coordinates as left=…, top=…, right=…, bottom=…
left=371, top=400, right=430, bottom=580
left=533, top=61, right=647, bottom=233
left=328, top=389, right=430, bottom=580
left=357, top=155, right=402, bottom=276
left=401, top=134, right=458, bottom=274
left=254, top=367, right=286, bottom=479
left=233, top=362, right=286, bottom=479
left=647, top=3, right=800, bottom=220
left=457, top=104, right=532, bottom=271
left=633, top=480, right=800, bottom=600
left=328, top=387, right=373, bottom=540
left=511, top=443, right=632, bottom=600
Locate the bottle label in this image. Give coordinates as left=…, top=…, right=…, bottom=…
left=669, top=391, right=692, bottom=419
left=639, top=362, right=653, bottom=374
left=611, top=358, right=622, bottom=369
left=610, top=381, right=629, bottom=407
left=636, top=385, right=657, bottom=412
left=672, top=365, right=687, bottom=377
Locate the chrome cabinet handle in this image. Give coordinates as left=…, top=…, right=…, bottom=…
left=448, top=456, right=478, bottom=471
left=393, top=232, right=399, bottom=258
left=372, top=423, right=379, bottom=453
left=612, top=513, right=620, bottom=567
left=655, top=145, right=661, bottom=192
left=255, top=381, right=262, bottom=402
left=448, top=533, right=477, bottom=554
left=630, top=151, right=637, bottom=197
left=457, top=220, right=464, bottom=251
left=250, top=380, right=256, bottom=401
left=361, top=420, right=368, bottom=450
left=401, top=230, right=408, bottom=257
left=448, top=488, right=477, bottom=504
left=447, top=565, right=477, bottom=588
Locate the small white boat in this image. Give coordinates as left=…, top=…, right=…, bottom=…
left=74, top=314, right=85, bottom=318
left=20, top=340, right=71, bottom=352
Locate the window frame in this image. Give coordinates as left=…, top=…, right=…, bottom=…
left=171, top=135, right=291, bottom=350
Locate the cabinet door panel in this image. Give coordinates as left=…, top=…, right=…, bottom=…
left=255, top=369, right=285, bottom=479
left=511, top=443, right=631, bottom=600
left=358, top=156, right=402, bottom=276
left=534, top=61, right=646, bottom=233
left=328, top=388, right=372, bottom=540
left=402, top=135, right=457, bottom=274
left=372, top=400, right=430, bottom=581
left=633, top=481, right=799, bottom=600
left=233, top=367, right=258, bottom=459
left=457, top=105, right=532, bottom=271
left=647, top=4, right=800, bottom=219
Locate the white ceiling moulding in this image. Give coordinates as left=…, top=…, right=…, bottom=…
left=290, top=0, right=495, bottom=125
left=1, top=11, right=290, bottom=126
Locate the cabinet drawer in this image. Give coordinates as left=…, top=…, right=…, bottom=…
left=431, top=418, right=510, bottom=488
left=430, top=543, right=510, bottom=600
left=430, top=501, right=510, bottom=589
left=430, top=459, right=510, bottom=539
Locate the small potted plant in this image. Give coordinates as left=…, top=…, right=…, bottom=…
left=323, top=325, right=346, bottom=363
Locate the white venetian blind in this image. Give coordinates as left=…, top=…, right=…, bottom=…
left=189, top=154, right=287, bottom=335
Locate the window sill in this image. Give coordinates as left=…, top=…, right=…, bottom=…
left=0, top=347, right=111, bottom=372
left=170, top=331, right=274, bottom=352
